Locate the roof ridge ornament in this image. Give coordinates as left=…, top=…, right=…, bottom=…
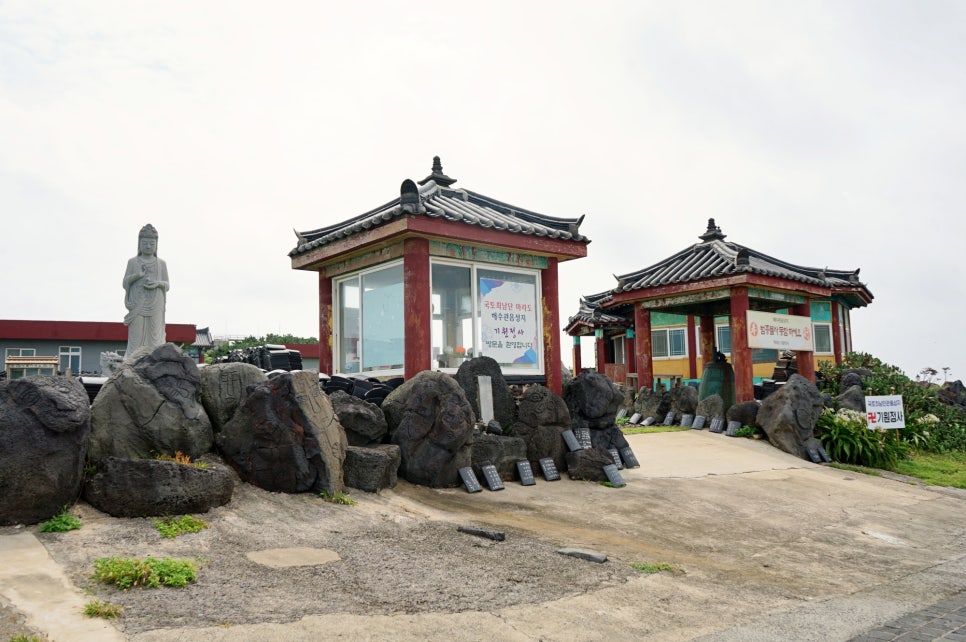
left=399, top=179, right=425, bottom=214
left=699, top=218, right=726, bottom=242
left=417, top=155, right=457, bottom=187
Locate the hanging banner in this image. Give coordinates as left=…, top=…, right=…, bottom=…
left=866, top=395, right=906, bottom=429
left=746, top=310, right=814, bottom=351
left=479, top=277, right=538, bottom=368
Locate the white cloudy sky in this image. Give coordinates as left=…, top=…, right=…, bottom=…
left=2, top=1, right=964, bottom=379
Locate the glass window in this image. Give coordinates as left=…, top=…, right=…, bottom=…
left=59, top=346, right=81, bottom=374
left=432, top=263, right=473, bottom=369
left=669, top=328, right=687, bottom=357
left=612, top=336, right=626, bottom=365
left=813, top=323, right=832, bottom=354
left=5, top=348, right=36, bottom=359
left=717, top=325, right=732, bottom=354
left=651, top=329, right=669, bottom=358
left=336, top=262, right=404, bottom=374
left=651, top=328, right=687, bottom=359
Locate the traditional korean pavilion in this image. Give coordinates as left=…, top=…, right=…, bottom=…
left=565, top=219, right=873, bottom=401
left=289, top=157, right=589, bottom=394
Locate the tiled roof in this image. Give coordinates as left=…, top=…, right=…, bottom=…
left=613, top=219, right=870, bottom=296
left=565, top=297, right=632, bottom=333
left=193, top=326, right=213, bottom=349
left=290, top=157, right=588, bottom=257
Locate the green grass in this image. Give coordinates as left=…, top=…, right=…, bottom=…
left=38, top=509, right=82, bottom=533
left=154, top=515, right=208, bottom=539
left=8, top=634, right=46, bottom=642
left=92, top=557, right=197, bottom=589
left=83, top=599, right=122, bottom=619
left=622, top=425, right=691, bottom=435
left=631, top=561, right=682, bottom=574
left=829, top=463, right=882, bottom=477
left=896, top=451, right=966, bottom=489
left=319, top=490, right=357, bottom=505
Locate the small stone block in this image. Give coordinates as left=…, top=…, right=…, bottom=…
left=680, top=414, right=694, bottom=427
left=608, top=448, right=623, bottom=469
left=516, top=460, right=536, bottom=486
left=539, top=457, right=561, bottom=481
left=602, top=464, right=626, bottom=488
left=818, top=446, right=832, bottom=463
left=562, top=430, right=582, bottom=452
left=642, top=417, right=656, bottom=426
left=458, top=525, right=505, bottom=541
left=709, top=418, right=724, bottom=433
left=619, top=446, right=640, bottom=469
left=575, top=426, right=593, bottom=449
left=481, top=464, right=505, bottom=491
left=691, top=415, right=706, bottom=430
left=458, top=466, right=482, bottom=493
left=557, top=548, right=608, bottom=563
left=726, top=420, right=741, bottom=437
left=616, top=408, right=628, bottom=419
left=806, top=448, right=823, bottom=463
left=663, top=412, right=676, bottom=426
left=628, top=412, right=642, bottom=425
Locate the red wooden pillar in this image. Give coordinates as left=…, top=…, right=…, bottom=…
left=831, top=301, right=843, bottom=365
left=542, top=257, right=563, bottom=395
left=403, top=238, right=431, bottom=380
left=686, top=314, right=698, bottom=379
left=571, top=335, right=582, bottom=375
left=634, top=305, right=653, bottom=391
left=793, top=300, right=816, bottom=383
left=699, top=315, right=716, bottom=375
left=318, top=271, right=334, bottom=375
left=595, top=331, right=606, bottom=373
left=729, top=287, right=754, bottom=403
left=626, top=331, right=636, bottom=374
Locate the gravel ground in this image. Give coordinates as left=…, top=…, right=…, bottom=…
left=31, top=477, right=636, bottom=637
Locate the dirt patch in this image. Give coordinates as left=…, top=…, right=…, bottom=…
left=33, top=480, right=637, bottom=636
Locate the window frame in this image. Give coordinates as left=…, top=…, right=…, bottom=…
left=332, top=260, right=406, bottom=377
left=812, top=322, right=833, bottom=355
left=651, top=327, right=688, bottom=360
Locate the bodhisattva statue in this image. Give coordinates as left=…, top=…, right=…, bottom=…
left=123, top=224, right=169, bottom=359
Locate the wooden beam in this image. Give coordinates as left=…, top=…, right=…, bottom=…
left=542, top=257, right=563, bottom=395
left=318, top=272, right=333, bottom=375
left=730, top=287, right=754, bottom=403
left=634, top=306, right=653, bottom=391
left=403, top=238, right=431, bottom=379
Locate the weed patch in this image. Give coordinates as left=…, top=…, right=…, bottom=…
left=154, top=515, right=208, bottom=539
left=38, top=509, right=82, bottom=533
left=92, top=557, right=197, bottom=589
left=319, top=490, right=357, bottom=505
left=631, top=561, right=682, bottom=574
left=83, top=599, right=122, bottom=619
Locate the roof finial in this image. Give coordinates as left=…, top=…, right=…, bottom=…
left=699, top=218, right=726, bottom=242
left=418, top=155, right=457, bottom=187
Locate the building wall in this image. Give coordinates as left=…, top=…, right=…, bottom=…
left=1, top=339, right=125, bottom=374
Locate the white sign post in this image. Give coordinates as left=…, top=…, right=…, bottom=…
left=865, top=395, right=906, bottom=429
left=746, top=310, right=815, bottom=351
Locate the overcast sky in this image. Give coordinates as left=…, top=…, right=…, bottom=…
left=2, top=1, right=964, bottom=379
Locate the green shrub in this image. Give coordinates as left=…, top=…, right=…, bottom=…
left=92, top=557, right=197, bottom=589
left=631, top=561, right=682, bottom=574
left=818, top=353, right=966, bottom=453
left=735, top=425, right=756, bottom=438
left=154, top=515, right=208, bottom=539
left=816, top=408, right=907, bottom=470
left=38, top=509, right=82, bottom=533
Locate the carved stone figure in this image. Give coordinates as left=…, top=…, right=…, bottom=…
left=123, top=223, right=169, bottom=359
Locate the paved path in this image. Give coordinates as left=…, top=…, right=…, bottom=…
left=0, top=531, right=125, bottom=642
left=851, top=593, right=966, bottom=641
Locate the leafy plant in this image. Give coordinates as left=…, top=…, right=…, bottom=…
left=816, top=408, right=907, bottom=470
left=83, top=599, right=122, bottom=619
left=205, top=333, right=318, bottom=363
left=818, top=352, right=966, bottom=453
left=600, top=481, right=625, bottom=488
left=631, top=561, right=682, bottom=574
left=92, top=557, right=197, bottom=589
left=38, top=508, right=82, bottom=533
left=735, top=425, right=756, bottom=438
left=319, top=490, right=357, bottom=505
left=154, top=515, right=208, bottom=539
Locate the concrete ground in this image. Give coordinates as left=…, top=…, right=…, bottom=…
left=2, top=430, right=965, bottom=641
